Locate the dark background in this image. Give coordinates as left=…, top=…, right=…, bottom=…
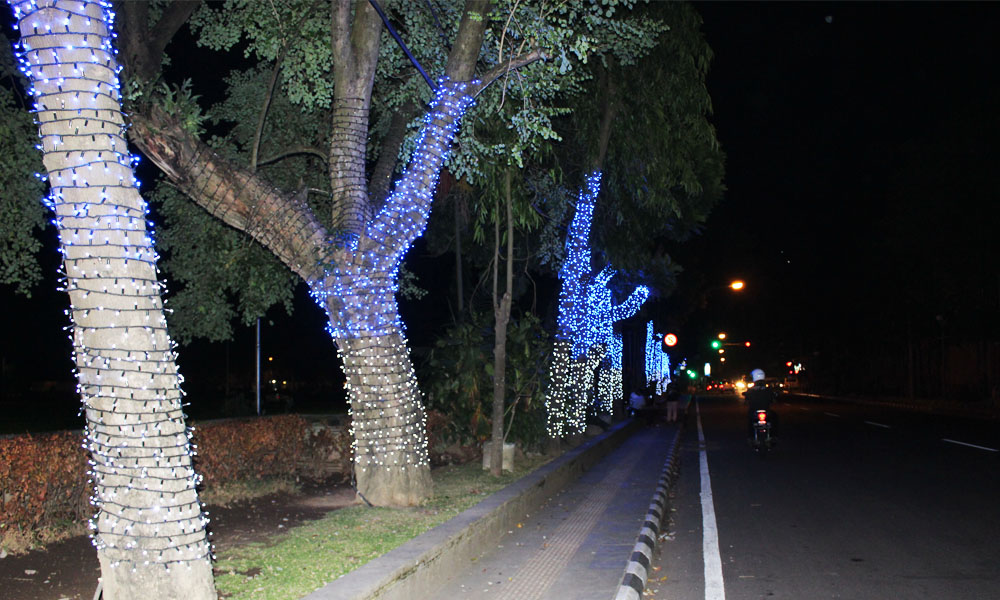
left=3, top=2, right=999, bottom=433
left=659, top=2, right=1000, bottom=391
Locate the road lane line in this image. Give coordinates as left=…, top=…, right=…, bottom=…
left=824, top=412, right=841, bottom=418
left=696, top=401, right=726, bottom=600
left=942, top=439, right=999, bottom=453
left=864, top=421, right=892, bottom=429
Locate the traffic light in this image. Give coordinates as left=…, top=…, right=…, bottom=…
left=711, top=340, right=721, bottom=349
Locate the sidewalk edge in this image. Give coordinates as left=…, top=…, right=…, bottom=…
left=301, top=419, right=640, bottom=600
left=614, top=425, right=684, bottom=600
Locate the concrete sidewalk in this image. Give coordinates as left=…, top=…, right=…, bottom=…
left=422, top=423, right=680, bottom=600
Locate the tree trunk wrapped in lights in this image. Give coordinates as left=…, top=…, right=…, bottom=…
left=545, top=172, right=602, bottom=437
left=311, top=81, right=475, bottom=503
left=120, top=0, right=548, bottom=506
left=592, top=271, right=649, bottom=413
left=8, top=0, right=215, bottom=597
left=545, top=172, right=649, bottom=436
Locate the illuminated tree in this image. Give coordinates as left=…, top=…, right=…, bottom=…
left=592, top=267, right=649, bottom=413
left=544, top=175, right=648, bottom=436
left=644, top=321, right=672, bottom=393
left=544, top=172, right=601, bottom=437
left=113, top=0, right=657, bottom=505
left=7, top=0, right=215, bottom=597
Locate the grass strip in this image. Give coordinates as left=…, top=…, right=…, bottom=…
left=213, top=455, right=552, bottom=599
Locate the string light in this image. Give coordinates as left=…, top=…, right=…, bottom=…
left=308, top=79, right=475, bottom=492
left=545, top=172, right=649, bottom=435
left=593, top=277, right=649, bottom=413
left=645, top=320, right=672, bottom=393
left=8, top=0, right=213, bottom=579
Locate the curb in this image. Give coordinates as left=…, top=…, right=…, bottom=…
left=301, top=418, right=640, bottom=600
left=614, top=425, right=684, bottom=600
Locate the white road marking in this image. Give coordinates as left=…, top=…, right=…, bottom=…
left=824, top=412, right=841, bottom=418
left=942, top=439, right=999, bottom=453
left=696, top=401, right=726, bottom=600
left=864, top=421, right=892, bottom=429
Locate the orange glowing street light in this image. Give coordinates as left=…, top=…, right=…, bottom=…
left=729, top=280, right=745, bottom=291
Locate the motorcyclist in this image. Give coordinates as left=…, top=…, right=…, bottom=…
left=745, top=368, right=777, bottom=438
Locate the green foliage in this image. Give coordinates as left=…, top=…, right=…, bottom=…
left=155, top=0, right=674, bottom=340
left=156, top=79, right=208, bottom=136
left=555, top=1, right=724, bottom=293
left=422, top=311, right=550, bottom=448
left=154, top=184, right=298, bottom=344
left=190, top=0, right=337, bottom=111
left=0, top=64, right=48, bottom=296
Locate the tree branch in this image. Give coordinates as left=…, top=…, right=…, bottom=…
left=368, top=100, right=419, bottom=207
left=117, top=1, right=200, bottom=82
left=129, top=104, right=333, bottom=283
left=257, top=146, right=330, bottom=168
left=470, top=49, right=546, bottom=97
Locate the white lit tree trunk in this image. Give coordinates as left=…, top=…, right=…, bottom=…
left=8, top=1, right=215, bottom=597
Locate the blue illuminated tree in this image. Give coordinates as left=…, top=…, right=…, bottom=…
left=544, top=173, right=649, bottom=437
left=593, top=268, right=649, bottom=413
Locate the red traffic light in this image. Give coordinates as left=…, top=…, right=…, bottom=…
left=663, top=333, right=678, bottom=347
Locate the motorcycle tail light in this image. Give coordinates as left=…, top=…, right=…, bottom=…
left=757, top=411, right=768, bottom=423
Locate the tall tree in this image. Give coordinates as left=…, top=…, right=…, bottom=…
left=115, top=0, right=652, bottom=505
left=7, top=0, right=215, bottom=598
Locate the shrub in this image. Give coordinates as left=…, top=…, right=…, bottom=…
left=0, top=431, right=90, bottom=550
left=192, top=414, right=307, bottom=485
left=421, top=312, right=550, bottom=450
left=1, top=414, right=311, bottom=553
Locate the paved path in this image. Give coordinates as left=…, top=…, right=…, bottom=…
left=424, top=423, right=679, bottom=599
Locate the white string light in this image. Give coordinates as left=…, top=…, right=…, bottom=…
left=645, top=320, right=672, bottom=394
left=308, top=80, right=475, bottom=490
left=545, top=172, right=649, bottom=435
left=8, top=0, right=212, bottom=576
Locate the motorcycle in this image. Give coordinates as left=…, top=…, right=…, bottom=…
left=751, top=409, right=773, bottom=456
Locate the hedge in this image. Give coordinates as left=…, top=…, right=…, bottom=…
left=1, top=414, right=312, bottom=551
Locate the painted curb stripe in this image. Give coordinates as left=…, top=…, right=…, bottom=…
left=614, top=427, right=683, bottom=600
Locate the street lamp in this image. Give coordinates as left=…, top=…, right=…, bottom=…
left=729, top=280, right=745, bottom=291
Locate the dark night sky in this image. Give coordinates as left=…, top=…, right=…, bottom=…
left=669, top=1, right=1000, bottom=373
left=3, top=2, right=1000, bottom=425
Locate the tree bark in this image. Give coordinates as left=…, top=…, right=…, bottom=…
left=328, top=0, right=382, bottom=239
left=368, top=100, right=418, bottom=207
left=11, top=1, right=215, bottom=597
left=119, top=0, right=542, bottom=506
left=490, top=168, right=514, bottom=476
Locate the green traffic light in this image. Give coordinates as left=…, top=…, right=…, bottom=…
left=711, top=340, right=721, bottom=349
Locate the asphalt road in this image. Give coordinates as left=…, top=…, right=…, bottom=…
left=646, top=394, right=1000, bottom=600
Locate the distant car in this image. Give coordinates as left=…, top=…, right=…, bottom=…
left=759, top=377, right=784, bottom=390
left=783, top=376, right=800, bottom=390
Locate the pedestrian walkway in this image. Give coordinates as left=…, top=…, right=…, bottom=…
left=423, top=423, right=679, bottom=600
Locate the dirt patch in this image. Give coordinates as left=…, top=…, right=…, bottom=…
left=0, top=478, right=357, bottom=600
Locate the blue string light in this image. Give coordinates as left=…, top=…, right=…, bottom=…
left=546, top=171, right=649, bottom=434
left=8, top=0, right=213, bottom=575
left=306, top=79, right=475, bottom=482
